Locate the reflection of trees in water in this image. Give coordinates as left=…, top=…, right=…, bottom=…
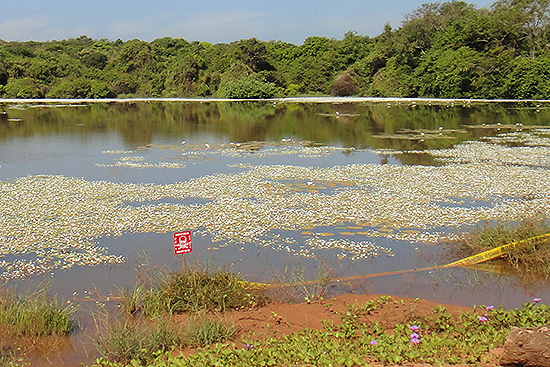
left=0, top=102, right=549, bottom=158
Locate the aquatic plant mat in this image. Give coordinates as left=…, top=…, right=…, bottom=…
left=1, top=128, right=550, bottom=280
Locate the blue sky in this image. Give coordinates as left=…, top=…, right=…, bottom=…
left=1, top=0, right=495, bottom=44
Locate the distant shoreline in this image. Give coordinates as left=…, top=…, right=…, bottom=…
left=1, top=97, right=550, bottom=104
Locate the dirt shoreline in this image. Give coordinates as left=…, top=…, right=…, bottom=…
left=172, top=293, right=502, bottom=367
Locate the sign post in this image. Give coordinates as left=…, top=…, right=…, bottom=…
left=173, top=231, right=192, bottom=272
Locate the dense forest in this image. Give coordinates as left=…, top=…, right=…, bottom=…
left=1, top=0, right=550, bottom=99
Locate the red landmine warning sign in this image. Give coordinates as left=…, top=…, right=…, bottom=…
left=173, top=231, right=192, bottom=255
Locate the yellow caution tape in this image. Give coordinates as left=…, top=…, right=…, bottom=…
left=442, top=232, right=550, bottom=268
left=238, top=280, right=271, bottom=289
left=239, top=232, right=550, bottom=289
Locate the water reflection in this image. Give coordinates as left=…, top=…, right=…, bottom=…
left=2, top=101, right=549, bottom=156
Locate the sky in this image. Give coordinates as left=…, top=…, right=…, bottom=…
left=1, top=0, right=496, bottom=45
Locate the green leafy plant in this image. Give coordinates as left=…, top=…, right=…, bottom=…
left=218, top=74, right=277, bottom=99
left=91, top=296, right=550, bottom=367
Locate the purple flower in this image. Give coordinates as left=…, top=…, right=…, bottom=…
left=478, top=316, right=488, bottom=322
left=243, top=343, right=255, bottom=349
left=409, top=325, right=420, bottom=331
left=410, top=338, right=421, bottom=344
left=369, top=340, right=378, bottom=346
left=410, top=332, right=420, bottom=339
left=534, top=298, right=542, bottom=303
left=486, top=305, right=494, bottom=310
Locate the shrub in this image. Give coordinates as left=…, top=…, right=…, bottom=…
left=148, top=268, right=268, bottom=314
left=218, top=74, right=277, bottom=99
left=46, top=78, right=115, bottom=98
left=3, top=78, right=47, bottom=98
left=330, top=71, right=358, bottom=96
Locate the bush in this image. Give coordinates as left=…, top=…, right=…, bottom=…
left=46, top=78, right=114, bottom=98
left=218, top=74, right=277, bottom=99
left=330, top=71, right=358, bottom=96
left=80, top=51, right=108, bottom=70
left=148, top=268, right=268, bottom=314
left=3, top=78, right=47, bottom=98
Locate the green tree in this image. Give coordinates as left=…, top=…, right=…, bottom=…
left=3, top=77, right=47, bottom=98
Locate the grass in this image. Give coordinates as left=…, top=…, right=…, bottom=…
left=92, top=296, right=550, bottom=367
left=183, top=316, right=236, bottom=347
left=269, top=263, right=333, bottom=304
left=153, top=267, right=269, bottom=313
left=115, top=266, right=269, bottom=318
left=93, top=311, right=236, bottom=364
left=449, top=219, right=550, bottom=279
left=132, top=267, right=269, bottom=316
left=0, top=285, right=74, bottom=366
left=0, top=345, right=27, bottom=367
left=93, top=316, right=184, bottom=365
left=0, top=286, right=74, bottom=337
left=92, top=266, right=259, bottom=364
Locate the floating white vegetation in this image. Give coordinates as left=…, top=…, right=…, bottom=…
left=101, top=150, right=137, bottom=154
left=2, top=132, right=550, bottom=279
left=482, top=130, right=550, bottom=148
left=386, top=231, right=461, bottom=244
left=304, top=237, right=393, bottom=260
left=143, top=141, right=362, bottom=159
left=119, top=156, right=145, bottom=162
left=218, top=145, right=358, bottom=159
left=96, top=160, right=186, bottom=169
left=427, top=131, right=550, bottom=167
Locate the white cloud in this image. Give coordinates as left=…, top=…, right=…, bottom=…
left=0, top=15, right=51, bottom=41
left=159, top=10, right=265, bottom=42
left=0, top=14, right=93, bottom=41
left=108, top=17, right=162, bottom=40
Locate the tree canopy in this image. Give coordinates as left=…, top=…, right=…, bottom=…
left=1, top=0, right=550, bottom=99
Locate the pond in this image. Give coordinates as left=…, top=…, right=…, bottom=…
left=1, top=98, right=550, bottom=310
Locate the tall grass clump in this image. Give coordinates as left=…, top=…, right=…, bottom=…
left=184, top=316, right=236, bottom=347
left=93, top=267, right=254, bottom=364
left=93, top=312, right=236, bottom=364
left=451, top=219, right=550, bottom=278
left=145, top=267, right=269, bottom=314
left=93, top=317, right=183, bottom=365
left=0, top=286, right=74, bottom=337
left=269, top=263, right=333, bottom=304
